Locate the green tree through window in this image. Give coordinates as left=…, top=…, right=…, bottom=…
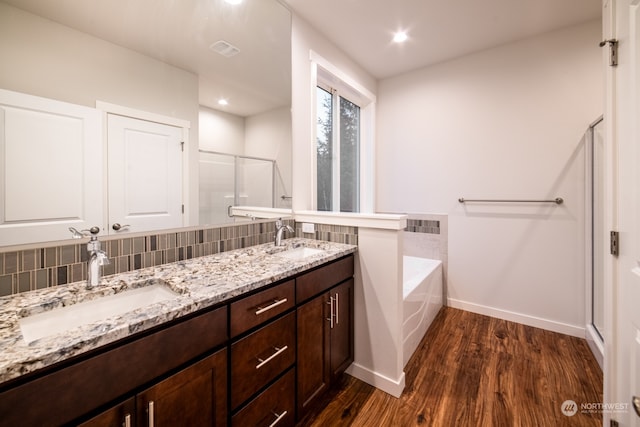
left=316, top=86, right=360, bottom=212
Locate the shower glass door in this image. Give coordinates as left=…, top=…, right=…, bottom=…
left=199, top=151, right=276, bottom=225
left=199, top=152, right=236, bottom=225
left=591, top=117, right=605, bottom=340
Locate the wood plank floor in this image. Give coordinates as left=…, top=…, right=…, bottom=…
left=296, top=307, right=603, bottom=427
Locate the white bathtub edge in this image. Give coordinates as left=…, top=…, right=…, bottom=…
left=447, top=298, right=586, bottom=338
left=345, top=362, right=406, bottom=398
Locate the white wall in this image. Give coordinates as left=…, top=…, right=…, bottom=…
left=0, top=3, right=200, bottom=225
left=199, top=107, right=246, bottom=155
left=246, top=107, right=293, bottom=208
left=376, top=20, right=603, bottom=336
left=291, top=13, right=410, bottom=397
left=199, top=106, right=292, bottom=209
left=291, top=14, right=377, bottom=212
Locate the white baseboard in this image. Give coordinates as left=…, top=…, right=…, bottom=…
left=447, top=298, right=586, bottom=338
left=345, top=363, right=406, bottom=398
left=585, top=324, right=604, bottom=369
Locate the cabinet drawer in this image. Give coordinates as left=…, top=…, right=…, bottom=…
left=230, top=279, right=295, bottom=337
left=232, top=368, right=295, bottom=427
left=296, top=255, right=354, bottom=303
left=231, top=312, right=295, bottom=409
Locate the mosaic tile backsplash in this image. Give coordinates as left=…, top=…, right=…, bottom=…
left=0, top=220, right=358, bottom=297
left=296, top=223, right=358, bottom=245
left=405, top=219, right=440, bottom=234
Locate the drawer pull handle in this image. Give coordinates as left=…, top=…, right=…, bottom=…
left=148, top=401, right=154, bottom=427
left=124, top=414, right=131, bottom=427
left=255, top=298, right=288, bottom=315
left=269, top=410, right=288, bottom=427
left=327, top=296, right=335, bottom=329
left=335, top=292, right=339, bottom=325
left=256, top=345, right=288, bottom=369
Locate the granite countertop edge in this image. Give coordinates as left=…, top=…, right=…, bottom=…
left=0, top=238, right=357, bottom=385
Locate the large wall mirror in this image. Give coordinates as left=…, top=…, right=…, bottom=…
left=0, top=0, right=292, bottom=248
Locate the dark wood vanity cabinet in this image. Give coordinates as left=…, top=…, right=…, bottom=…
left=229, top=279, right=297, bottom=425
left=328, top=279, right=354, bottom=379
left=0, top=306, right=228, bottom=427
left=296, top=257, right=354, bottom=419
left=232, top=368, right=295, bottom=427
left=230, top=312, right=296, bottom=409
left=78, top=398, right=136, bottom=427
left=136, top=349, right=228, bottom=427
left=0, top=253, right=355, bottom=427
left=79, top=349, right=227, bottom=427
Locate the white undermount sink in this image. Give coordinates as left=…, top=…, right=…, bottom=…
left=274, top=247, right=325, bottom=260
left=19, top=283, right=179, bottom=344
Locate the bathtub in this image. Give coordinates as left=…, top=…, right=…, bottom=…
left=403, top=256, right=443, bottom=367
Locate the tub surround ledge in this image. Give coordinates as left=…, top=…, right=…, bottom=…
left=0, top=238, right=357, bottom=385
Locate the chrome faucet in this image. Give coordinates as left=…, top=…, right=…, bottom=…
left=69, top=226, right=110, bottom=289
left=274, top=219, right=294, bottom=246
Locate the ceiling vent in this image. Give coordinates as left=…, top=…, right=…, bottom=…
left=209, top=40, right=240, bottom=58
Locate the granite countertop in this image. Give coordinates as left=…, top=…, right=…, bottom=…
left=0, top=238, right=357, bottom=385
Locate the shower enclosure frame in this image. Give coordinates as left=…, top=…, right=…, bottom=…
left=199, top=150, right=278, bottom=225
left=585, top=115, right=604, bottom=369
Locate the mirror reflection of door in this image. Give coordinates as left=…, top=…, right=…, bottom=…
left=0, top=89, right=102, bottom=245
left=107, top=114, right=183, bottom=234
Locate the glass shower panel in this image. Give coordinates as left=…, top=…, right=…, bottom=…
left=199, top=152, right=235, bottom=225
left=237, top=157, right=274, bottom=208
left=591, top=118, right=605, bottom=340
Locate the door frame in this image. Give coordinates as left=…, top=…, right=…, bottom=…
left=604, top=0, right=640, bottom=425
left=96, top=101, right=191, bottom=233
left=603, top=0, right=618, bottom=424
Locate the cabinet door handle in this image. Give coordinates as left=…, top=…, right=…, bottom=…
left=255, top=298, right=288, bottom=315
left=326, top=296, right=334, bottom=329
left=269, top=410, right=288, bottom=427
left=256, top=345, right=288, bottom=369
left=335, top=292, right=339, bottom=325
left=148, top=401, right=154, bottom=427
left=123, top=414, right=131, bottom=427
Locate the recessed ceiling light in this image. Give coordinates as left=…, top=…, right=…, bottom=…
left=218, top=99, right=229, bottom=106
left=225, top=0, right=242, bottom=4
left=393, top=31, right=408, bottom=43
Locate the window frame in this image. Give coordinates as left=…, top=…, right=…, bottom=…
left=311, top=52, right=376, bottom=213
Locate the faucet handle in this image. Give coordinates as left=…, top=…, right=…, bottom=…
left=68, top=226, right=101, bottom=239
left=69, top=227, right=85, bottom=239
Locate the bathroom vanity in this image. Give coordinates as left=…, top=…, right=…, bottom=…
left=0, top=238, right=356, bottom=426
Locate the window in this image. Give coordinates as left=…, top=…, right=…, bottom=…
left=316, top=84, right=361, bottom=212
left=311, top=53, right=375, bottom=214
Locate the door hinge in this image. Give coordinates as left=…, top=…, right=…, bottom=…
left=600, top=39, right=618, bottom=66
left=610, top=230, right=619, bottom=256
left=181, top=204, right=185, bottom=214
left=180, top=141, right=184, bottom=152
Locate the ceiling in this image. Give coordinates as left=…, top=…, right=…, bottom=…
left=282, top=0, right=602, bottom=79
left=1, top=0, right=291, bottom=116
left=3, top=0, right=602, bottom=114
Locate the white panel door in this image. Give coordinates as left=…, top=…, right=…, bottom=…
left=0, top=89, right=102, bottom=246
left=107, top=114, right=183, bottom=234
left=610, top=0, right=640, bottom=425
